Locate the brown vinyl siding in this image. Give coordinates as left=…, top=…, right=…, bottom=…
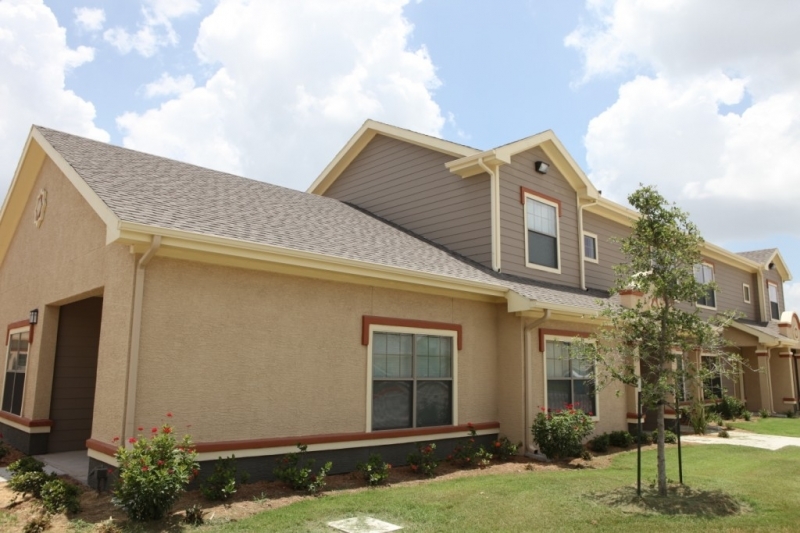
left=712, top=263, right=759, bottom=321
left=499, top=148, right=580, bottom=285
left=324, top=135, right=493, bottom=268
left=583, top=211, right=629, bottom=291
left=765, top=269, right=784, bottom=320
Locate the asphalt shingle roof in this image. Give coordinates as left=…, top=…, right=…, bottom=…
left=737, top=248, right=777, bottom=266
left=36, top=126, right=612, bottom=312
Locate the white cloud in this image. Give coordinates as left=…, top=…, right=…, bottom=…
left=0, top=0, right=108, bottom=194
left=784, top=282, right=800, bottom=315
left=569, top=0, right=800, bottom=242
left=74, top=7, right=105, bottom=32
left=104, top=0, right=200, bottom=57
left=116, top=0, right=445, bottom=189
left=144, top=73, right=196, bottom=98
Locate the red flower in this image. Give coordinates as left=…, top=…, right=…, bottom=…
left=141, top=466, right=149, bottom=472
left=138, top=427, right=144, bottom=432
left=168, top=469, right=174, bottom=474
left=166, top=412, right=173, bottom=418
left=128, top=437, right=137, bottom=444
left=112, top=436, right=120, bottom=443
left=162, top=426, right=173, bottom=434
left=494, top=441, right=501, bottom=448
left=157, top=460, right=164, bottom=466
left=151, top=427, right=158, bottom=433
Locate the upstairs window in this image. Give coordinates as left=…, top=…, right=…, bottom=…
left=768, top=282, right=780, bottom=320
left=2, top=328, right=29, bottom=416
left=525, top=194, right=560, bottom=273
left=694, top=262, right=716, bottom=309
left=743, top=283, right=751, bottom=304
left=583, top=232, right=598, bottom=263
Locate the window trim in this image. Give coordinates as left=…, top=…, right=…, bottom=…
left=768, top=281, right=780, bottom=321
left=695, top=262, right=717, bottom=311
left=366, top=324, right=459, bottom=432
left=523, top=191, right=562, bottom=275
left=583, top=231, right=599, bottom=264
left=541, top=334, right=599, bottom=421
left=2, top=325, right=31, bottom=417
left=742, top=283, right=751, bottom=304
left=700, top=353, right=723, bottom=402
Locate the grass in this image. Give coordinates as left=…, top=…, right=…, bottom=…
left=204, top=445, right=800, bottom=532
left=730, top=416, right=800, bottom=437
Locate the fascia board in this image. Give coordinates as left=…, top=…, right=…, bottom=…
left=769, top=249, right=792, bottom=281
left=506, top=289, right=602, bottom=317
left=114, top=221, right=508, bottom=298
left=445, top=151, right=511, bottom=178
left=307, top=120, right=479, bottom=195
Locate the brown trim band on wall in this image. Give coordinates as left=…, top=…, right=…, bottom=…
left=618, top=289, right=644, bottom=297
left=88, top=422, right=501, bottom=456
left=0, top=410, right=52, bottom=427
left=519, top=187, right=562, bottom=216
left=538, top=328, right=591, bottom=353
left=783, top=397, right=796, bottom=402
left=756, top=352, right=769, bottom=357
left=779, top=353, right=792, bottom=358
left=362, top=315, right=463, bottom=350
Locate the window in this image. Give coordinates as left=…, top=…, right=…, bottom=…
left=743, top=283, right=751, bottom=304
left=768, top=282, right=780, bottom=320
left=524, top=194, right=560, bottom=272
left=701, top=355, right=722, bottom=400
left=2, top=329, right=29, bottom=416
left=693, top=262, right=716, bottom=308
left=583, top=232, right=598, bottom=263
left=545, top=339, right=595, bottom=415
left=371, top=331, right=454, bottom=430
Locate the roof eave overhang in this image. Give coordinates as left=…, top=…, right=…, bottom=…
left=767, top=249, right=792, bottom=281
left=506, top=289, right=603, bottom=319
left=728, top=321, right=798, bottom=347
left=307, top=120, right=479, bottom=196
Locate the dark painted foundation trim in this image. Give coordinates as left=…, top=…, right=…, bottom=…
left=0, top=422, right=49, bottom=455
left=87, top=433, right=498, bottom=490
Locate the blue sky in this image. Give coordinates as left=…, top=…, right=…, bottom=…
left=2, top=0, right=800, bottom=309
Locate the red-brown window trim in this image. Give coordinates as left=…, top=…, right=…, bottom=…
left=362, top=316, right=462, bottom=350
left=519, top=187, right=562, bottom=217
left=539, top=328, right=591, bottom=353
left=6, top=319, right=33, bottom=346
left=0, top=410, right=52, bottom=427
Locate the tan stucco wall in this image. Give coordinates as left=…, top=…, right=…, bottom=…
left=770, top=350, right=795, bottom=411
left=741, top=348, right=762, bottom=410
left=0, top=157, right=135, bottom=442
left=526, top=319, right=628, bottom=439
left=495, top=310, right=524, bottom=444
left=134, top=257, right=500, bottom=443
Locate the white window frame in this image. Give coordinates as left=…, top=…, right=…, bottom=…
left=695, top=262, right=717, bottom=311
left=523, top=192, right=561, bottom=274
left=366, top=324, right=458, bottom=432
left=583, top=231, right=599, bottom=263
left=742, top=283, right=751, bottom=304
left=2, top=326, right=31, bottom=417
left=768, top=281, right=780, bottom=321
left=542, top=335, right=598, bottom=421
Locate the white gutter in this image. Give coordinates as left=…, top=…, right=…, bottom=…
left=477, top=158, right=501, bottom=272
left=523, top=309, right=551, bottom=455
left=123, top=235, right=161, bottom=444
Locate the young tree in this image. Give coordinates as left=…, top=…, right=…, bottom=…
left=579, top=185, right=737, bottom=497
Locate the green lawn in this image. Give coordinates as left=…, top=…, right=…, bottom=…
left=731, top=417, right=800, bottom=437
left=206, top=446, right=800, bottom=532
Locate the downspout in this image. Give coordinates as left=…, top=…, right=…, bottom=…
left=523, top=309, right=551, bottom=456
left=477, top=158, right=501, bottom=272
left=577, top=197, right=595, bottom=291
left=756, top=270, right=767, bottom=322
left=123, top=235, right=162, bottom=444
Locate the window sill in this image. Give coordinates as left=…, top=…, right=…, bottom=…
left=696, top=304, right=717, bottom=311
left=584, top=257, right=599, bottom=264
left=525, top=262, right=561, bottom=275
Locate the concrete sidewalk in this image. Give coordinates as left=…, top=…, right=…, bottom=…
left=680, top=430, right=800, bottom=450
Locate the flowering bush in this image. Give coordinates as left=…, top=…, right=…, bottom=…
left=112, top=423, right=198, bottom=521
left=448, top=423, right=492, bottom=468
left=490, top=436, right=521, bottom=461
left=356, top=453, right=391, bottom=486
left=531, top=406, right=594, bottom=460
left=407, top=442, right=438, bottom=477
left=273, top=444, right=332, bottom=493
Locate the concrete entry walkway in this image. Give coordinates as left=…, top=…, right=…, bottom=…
left=681, top=431, right=800, bottom=450
left=33, top=450, right=90, bottom=485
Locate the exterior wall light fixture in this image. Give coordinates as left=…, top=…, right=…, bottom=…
left=534, top=161, right=549, bottom=174
left=29, top=308, right=39, bottom=324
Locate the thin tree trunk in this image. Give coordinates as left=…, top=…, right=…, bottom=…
left=657, top=403, right=667, bottom=496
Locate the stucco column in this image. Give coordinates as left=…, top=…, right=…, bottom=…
left=755, top=348, right=772, bottom=413
left=773, top=351, right=797, bottom=410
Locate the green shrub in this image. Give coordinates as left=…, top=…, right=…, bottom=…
left=531, top=407, right=595, bottom=460
left=651, top=429, right=678, bottom=444
left=184, top=504, right=205, bottom=526
left=634, top=430, right=653, bottom=445
left=786, top=409, right=797, bottom=419
left=40, top=478, right=81, bottom=514
left=759, top=408, right=770, bottom=419
left=707, top=411, right=723, bottom=425
left=448, top=424, right=492, bottom=468
left=490, top=436, right=521, bottom=461
left=719, top=429, right=730, bottom=438
left=201, top=455, right=237, bottom=501
left=8, top=472, right=56, bottom=498
left=22, top=515, right=50, bottom=533
left=588, top=433, right=610, bottom=453
left=690, top=400, right=708, bottom=435
left=8, top=456, right=45, bottom=476
left=0, top=439, right=8, bottom=461
left=608, top=430, right=634, bottom=448
left=742, top=410, right=751, bottom=421
left=273, top=444, right=332, bottom=493
left=580, top=450, right=592, bottom=461
left=407, top=443, right=438, bottom=477
left=112, top=425, right=199, bottom=521
left=714, top=395, right=747, bottom=420
left=356, top=454, right=391, bottom=486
